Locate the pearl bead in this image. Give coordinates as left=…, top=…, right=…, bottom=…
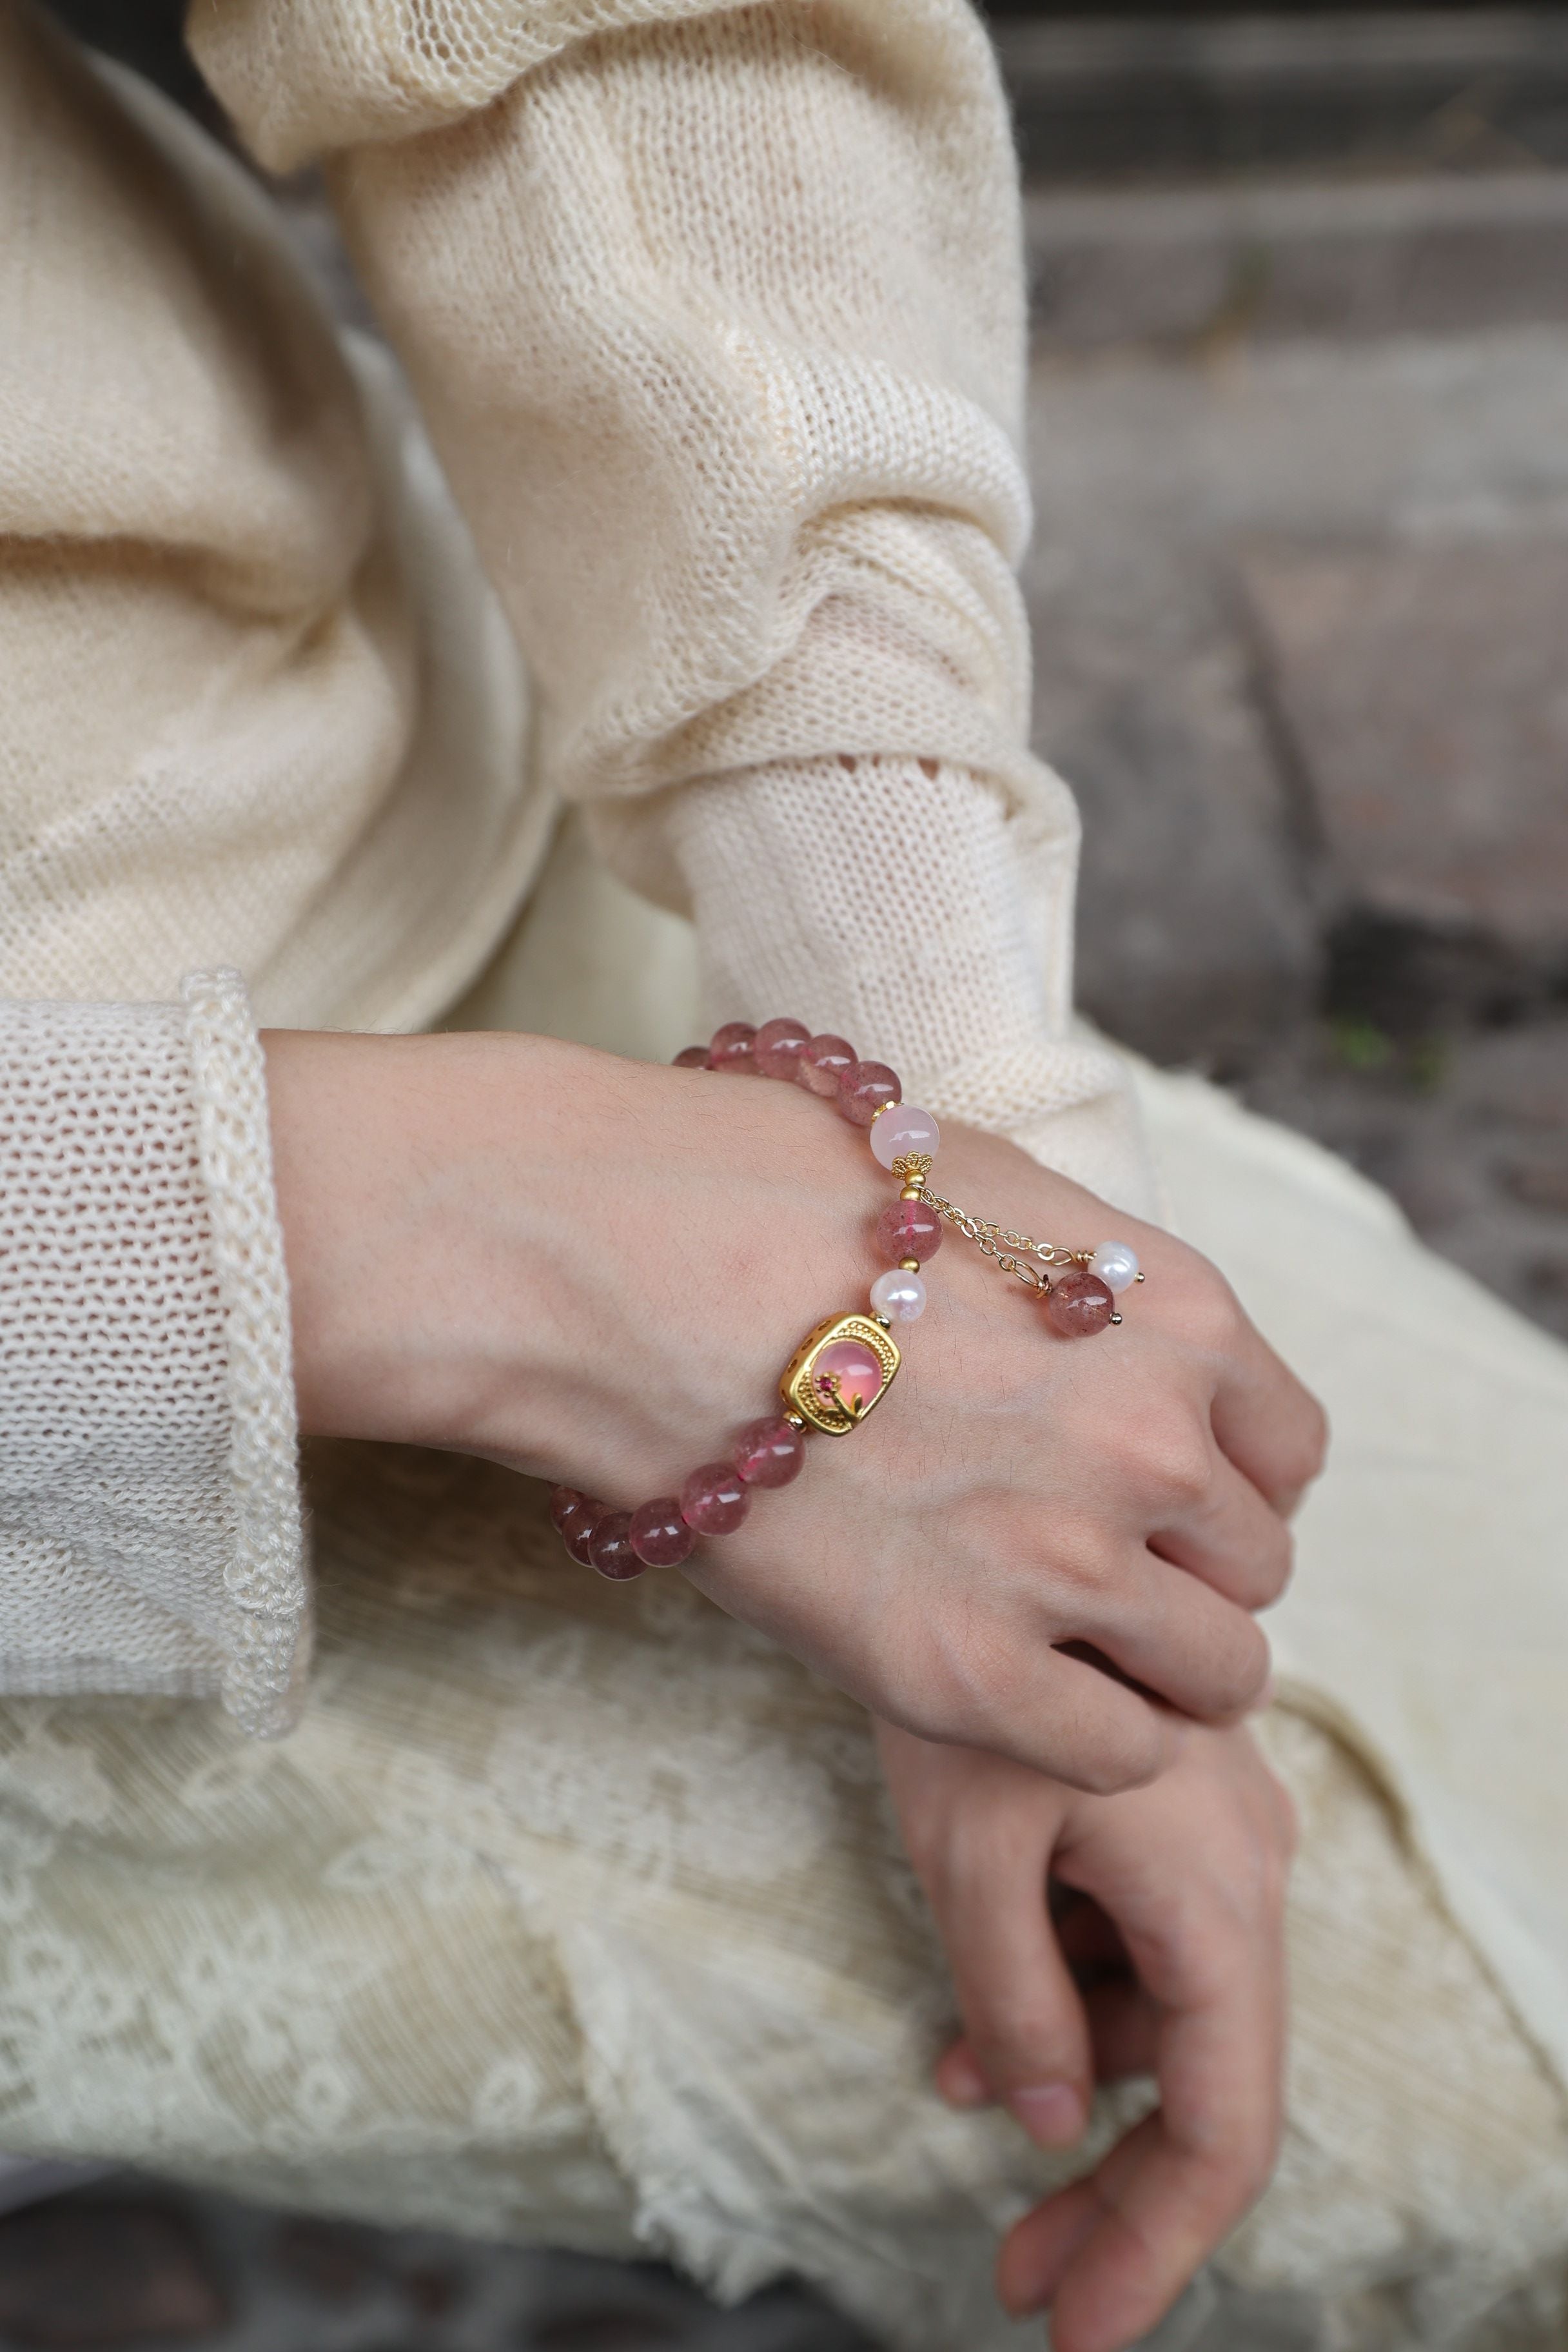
left=870, top=1269, right=926, bottom=1322
left=1090, top=1240, right=1141, bottom=1295
left=869, top=1104, right=940, bottom=1170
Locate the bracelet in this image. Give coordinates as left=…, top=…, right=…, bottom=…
left=550, top=1017, right=1142, bottom=1582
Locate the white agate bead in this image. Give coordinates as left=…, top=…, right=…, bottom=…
left=870, top=1269, right=927, bottom=1322
left=869, top=1104, right=940, bottom=1170
left=1090, top=1240, right=1141, bottom=1295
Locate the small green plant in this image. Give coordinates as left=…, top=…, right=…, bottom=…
left=1330, top=1016, right=1395, bottom=1074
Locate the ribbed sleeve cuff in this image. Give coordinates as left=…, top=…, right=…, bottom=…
left=663, top=756, right=1158, bottom=1217
left=182, top=970, right=311, bottom=1736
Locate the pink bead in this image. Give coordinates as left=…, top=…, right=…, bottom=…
left=753, top=1017, right=812, bottom=1081
left=1044, top=1271, right=1117, bottom=1340
left=875, top=1199, right=943, bottom=1264
left=732, top=1415, right=807, bottom=1489
left=707, top=1021, right=757, bottom=1072
left=798, top=1034, right=856, bottom=1097
left=681, top=1462, right=751, bottom=1536
left=838, top=1061, right=901, bottom=1128
left=869, top=1104, right=941, bottom=1171
left=587, top=1510, right=645, bottom=1580
left=674, top=1045, right=710, bottom=1070
left=549, top=1485, right=593, bottom=1534
left=562, top=1508, right=602, bottom=1567
left=812, top=1338, right=884, bottom=1417
left=629, top=1498, right=696, bottom=1568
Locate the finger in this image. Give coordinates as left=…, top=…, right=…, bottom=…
left=931, top=1836, right=1094, bottom=2149
left=1210, top=1323, right=1329, bottom=1517
left=983, top=1644, right=1181, bottom=1796
left=999, top=1919, right=1286, bottom=2352
left=1149, top=1452, right=1295, bottom=1611
left=1083, top=1981, right=1160, bottom=2082
left=1068, top=1556, right=1273, bottom=1725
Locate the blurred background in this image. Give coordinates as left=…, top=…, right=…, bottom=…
left=8, top=2, right=1568, bottom=2347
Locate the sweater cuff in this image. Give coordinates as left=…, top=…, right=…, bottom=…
left=181, top=970, right=310, bottom=1735
left=660, top=756, right=1157, bottom=1217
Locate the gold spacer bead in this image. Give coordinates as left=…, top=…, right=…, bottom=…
left=899, top=1257, right=921, bottom=1274
left=872, top=1313, right=892, bottom=1329
left=1110, top=1311, right=1123, bottom=1326
left=1135, top=1270, right=1146, bottom=1282
left=899, top=1184, right=922, bottom=1202
left=784, top=1411, right=808, bottom=1431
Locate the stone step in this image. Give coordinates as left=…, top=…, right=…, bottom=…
left=995, top=8, right=1568, bottom=179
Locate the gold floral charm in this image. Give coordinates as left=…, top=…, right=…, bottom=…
left=780, top=1313, right=902, bottom=1436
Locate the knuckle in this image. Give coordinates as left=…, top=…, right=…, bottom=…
left=1130, top=1413, right=1214, bottom=1513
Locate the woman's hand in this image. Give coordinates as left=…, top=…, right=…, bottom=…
left=876, top=1717, right=1297, bottom=2352
left=264, top=1028, right=1325, bottom=1791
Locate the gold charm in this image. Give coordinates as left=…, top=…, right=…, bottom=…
left=780, top=1313, right=902, bottom=1436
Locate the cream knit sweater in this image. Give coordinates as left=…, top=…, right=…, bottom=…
left=0, top=0, right=1148, bottom=1727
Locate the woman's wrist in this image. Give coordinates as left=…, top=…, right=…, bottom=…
left=260, top=1025, right=877, bottom=1473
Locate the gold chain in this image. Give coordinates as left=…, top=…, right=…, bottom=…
left=923, top=1191, right=1090, bottom=1298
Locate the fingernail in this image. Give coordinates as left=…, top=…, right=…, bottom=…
left=1008, top=2082, right=1086, bottom=2148
left=939, top=2046, right=993, bottom=2108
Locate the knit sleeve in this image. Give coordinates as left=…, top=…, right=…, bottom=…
left=191, top=0, right=1153, bottom=1210
left=0, top=972, right=309, bottom=1736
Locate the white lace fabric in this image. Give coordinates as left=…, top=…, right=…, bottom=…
left=0, top=974, right=307, bottom=1736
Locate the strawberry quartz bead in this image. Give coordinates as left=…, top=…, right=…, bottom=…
left=798, top=1034, right=857, bottom=1098
left=732, top=1414, right=806, bottom=1489
left=1045, top=1270, right=1117, bottom=1338
left=875, top=1198, right=943, bottom=1264
left=629, top=1498, right=696, bottom=1568
left=562, top=1508, right=602, bottom=1567
left=587, top=1510, right=645, bottom=1581
left=681, top=1461, right=750, bottom=1536
left=707, top=1021, right=757, bottom=1072
left=753, top=1016, right=812, bottom=1081
left=549, top=1486, right=594, bottom=1535
left=839, top=1061, right=901, bottom=1127
left=674, top=1045, right=710, bottom=1069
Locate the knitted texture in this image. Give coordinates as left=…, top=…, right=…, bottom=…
left=662, top=756, right=1155, bottom=1211
left=0, top=14, right=544, bottom=1034
left=0, top=983, right=308, bottom=1735
left=182, top=970, right=311, bottom=1734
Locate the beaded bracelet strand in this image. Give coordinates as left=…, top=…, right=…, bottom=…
left=549, top=1016, right=1143, bottom=1582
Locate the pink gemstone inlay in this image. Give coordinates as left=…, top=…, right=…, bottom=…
left=838, top=1060, right=902, bottom=1128
left=875, top=1199, right=943, bottom=1264
left=1044, top=1271, right=1116, bottom=1340
left=681, top=1461, right=751, bottom=1536
left=733, top=1414, right=807, bottom=1489
left=869, top=1104, right=941, bottom=1171
left=798, top=1034, right=856, bottom=1097
left=754, top=1017, right=812, bottom=1081
left=813, top=1338, right=884, bottom=1417
left=629, top=1498, right=696, bottom=1569
left=707, top=1021, right=757, bottom=1072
